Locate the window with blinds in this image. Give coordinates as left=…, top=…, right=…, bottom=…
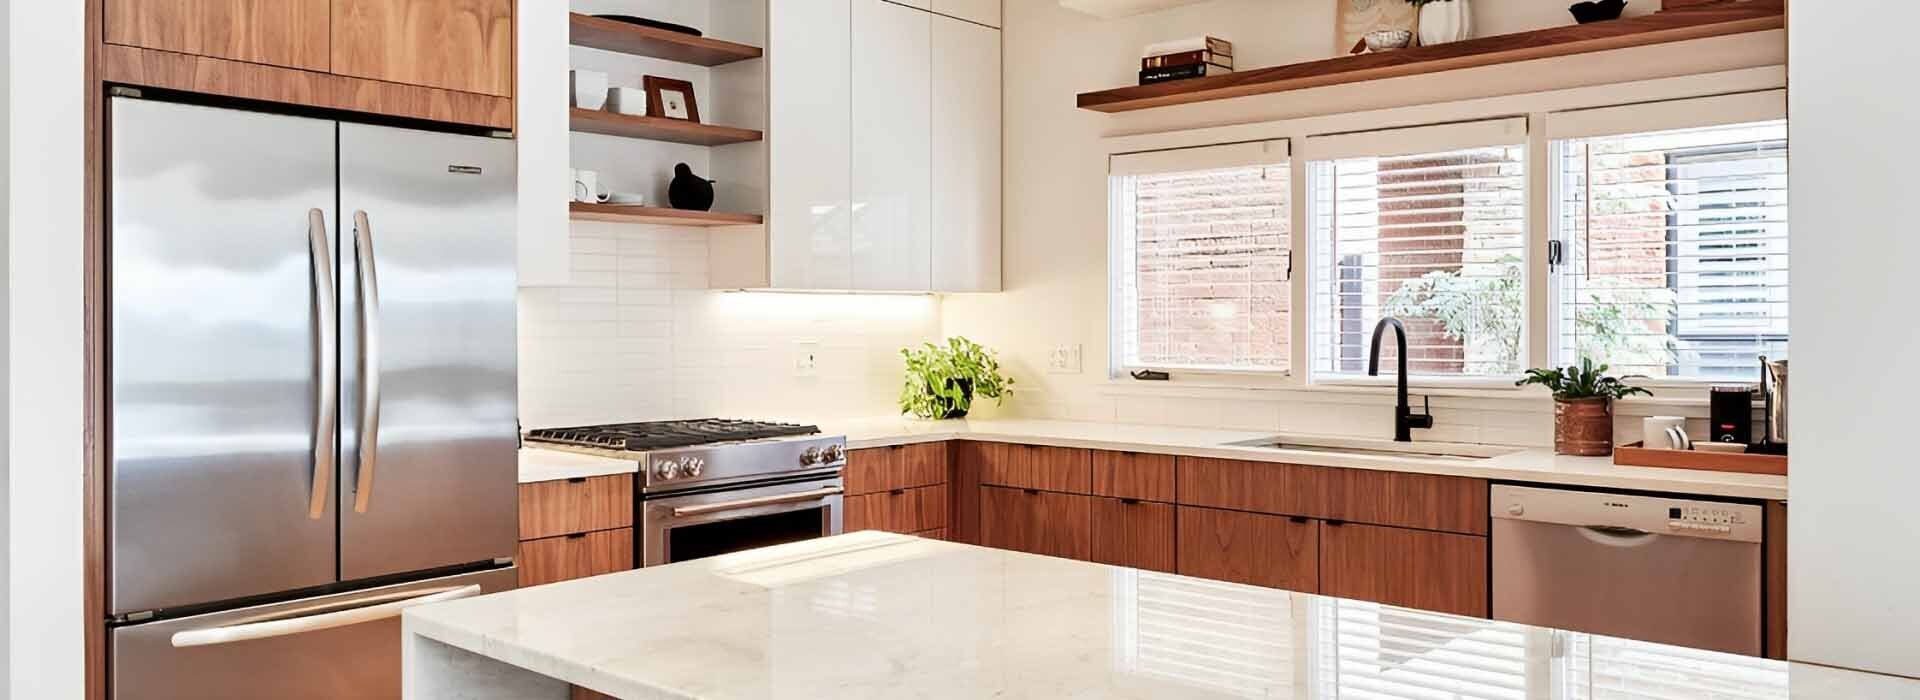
left=1110, top=141, right=1291, bottom=374
left=1312, top=599, right=1535, bottom=699
left=1307, top=120, right=1529, bottom=379
left=1550, top=115, right=1788, bottom=381
left=1558, top=635, right=1788, bottom=699
left=1112, top=571, right=1298, bottom=696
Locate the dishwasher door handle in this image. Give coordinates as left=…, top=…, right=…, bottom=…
left=1578, top=524, right=1658, bottom=547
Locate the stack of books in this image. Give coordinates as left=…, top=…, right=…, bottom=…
left=1139, top=36, right=1233, bottom=85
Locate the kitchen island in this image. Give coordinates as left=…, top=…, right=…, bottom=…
left=405, top=532, right=1908, bottom=699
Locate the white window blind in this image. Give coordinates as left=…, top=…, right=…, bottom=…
left=1313, top=599, right=1533, bottom=699
left=1114, top=571, right=1298, bottom=696
left=1550, top=119, right=1788, bottom=381
left=1111, top=142, right=1291, bottom=373
left=1559, top=635, right=1788, bottom=699
left=1307, top=122, right=1529, bottom=379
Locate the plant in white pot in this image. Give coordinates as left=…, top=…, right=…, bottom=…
left=899, top=337, right=1013, bottom=420
left=1516, top=358, right=1652, bottom=456
left=1408, top=0, right=1473, bottom=46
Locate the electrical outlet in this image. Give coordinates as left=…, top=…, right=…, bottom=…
left=1048, top=344, right=1083, bottom=374
left=794, top=341, right=820, bottom=377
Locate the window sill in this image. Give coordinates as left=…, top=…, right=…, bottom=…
left=1095, top=376, right=1724, bottom=414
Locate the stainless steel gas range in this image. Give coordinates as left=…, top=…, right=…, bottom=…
left=526, top=419, right=849, bottom=567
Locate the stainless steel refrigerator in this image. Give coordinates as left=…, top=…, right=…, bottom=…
left=106, top=95, right=520, bottom=698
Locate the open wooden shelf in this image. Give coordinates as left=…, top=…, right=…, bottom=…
left=570, top=108, right=763, bottom=146
left=569, top=13, right=764, bottom=66
left=1077, top=1, right=1784, bottom=113
left=569, top=203, right=763, bottom=227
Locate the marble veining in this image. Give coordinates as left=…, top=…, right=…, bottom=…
left=405, top=532, right=1897, bottom=699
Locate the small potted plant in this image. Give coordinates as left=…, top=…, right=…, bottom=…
left=1516, top=358, right=1651, bottom=456
left=899, top=337, right=1013, bottom=420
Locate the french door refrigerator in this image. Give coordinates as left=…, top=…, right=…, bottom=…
left=106, top=95, right=519, bottom=699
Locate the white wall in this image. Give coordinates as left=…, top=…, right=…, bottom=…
left=7, top=0, right=87, bottom=697
left=942, top=0, right=1784, bottom=444
left=1, top=0, right=12, bottom=688
left=1786, top=2, right=1920, bottom=679
left=518, top=223, right=942, bottom=428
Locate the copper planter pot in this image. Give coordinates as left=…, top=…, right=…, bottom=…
left=1554, top=397, right=1614, bottom=456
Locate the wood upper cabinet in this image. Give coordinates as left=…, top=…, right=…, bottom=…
left=1176, top=457, right=1324, bottom=517
left=979, top=486, right=1091, bottom=560
left=1176, top=506, right=1318, bottom=592
left=106, top=0, right=332, bottom=71
left=1091, top=497, right=1175, bottom=574
left=979, top=444, right=1092, bottom=494
left=1092, top=451, right=1175, bottom=502
left=1320, top=522, right=1488, bottom=618
left=1324, top=468, right=1490, bottom=536
left=332, top=0, right=514, bottom=97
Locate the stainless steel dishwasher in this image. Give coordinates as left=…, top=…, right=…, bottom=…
left=1491, top=484, right=1764, bottom=656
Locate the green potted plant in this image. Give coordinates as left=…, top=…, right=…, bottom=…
left=899, top=337, right=1013, bottom=420
left=1516, top=358, right=1651, bottom=456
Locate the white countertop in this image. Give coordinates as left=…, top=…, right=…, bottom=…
left=520, top=418, right=1786, bottom=500
left=405, top=532, right=1897, bottom=699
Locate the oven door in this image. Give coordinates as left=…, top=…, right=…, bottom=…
left=641, top=474, right=845, bottom=567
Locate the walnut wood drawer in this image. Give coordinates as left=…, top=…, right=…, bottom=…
left=1175, top=457, right=1325, bottom=517
left=1323, top=468, right=1489, bottom=535
left=845, top=442, right=949, bottom=496
left=516, top=528, right=634, bottom=588
left=518, top=474, right=634, bottom=540
left=1092, top=450, right=1175, bottom=502
left=844, top=484, right=949, bottom=533
left=978, top=443, right=1092, bottom=494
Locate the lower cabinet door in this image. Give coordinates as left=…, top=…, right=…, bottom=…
left=1320, top=522, right=1489, bottom=618
left=980, top=486, right=1090, bottom=560
left=1176, top=506, right=1318, bottom=592
left=1090, top=497, right=1175, bottom=573
left=516, top=528, right=634, bottom=587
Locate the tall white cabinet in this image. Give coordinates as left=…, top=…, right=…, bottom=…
left=724, top=0, right=1002, bottom=292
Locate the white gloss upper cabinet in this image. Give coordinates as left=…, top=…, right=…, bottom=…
left=851, top=0, right=933, bottom=291
left=931, top=15, right=1002, bottom=292
left=934, top=0, right=1001, bottom=28
left=768, top=0, right=854, bottom=290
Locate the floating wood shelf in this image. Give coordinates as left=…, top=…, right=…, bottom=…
left=569, top=13, right=764, bottom=66
left=1076, top=1, right=1784, bottom=113
left=570, top=108, right=763, bottom=146
left=569, top=203, right=763, bottom=227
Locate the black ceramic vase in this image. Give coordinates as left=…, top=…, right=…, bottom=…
left=1569, top=0, right=1626, bottom=23
left=668, top=163, right=716, bottom=211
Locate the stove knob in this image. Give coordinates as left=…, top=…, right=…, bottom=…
left=800, top=447, right=823, bottom=465
left=653, top=459, right=680, bottom=480
left=820, top=444, right=845, bottom=463
left=680, top=457, right=705, bottom=477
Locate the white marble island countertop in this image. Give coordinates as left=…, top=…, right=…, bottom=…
left=404, top=533, right=1895, bottom=699
left=522, top=418, right=1787, bottom=500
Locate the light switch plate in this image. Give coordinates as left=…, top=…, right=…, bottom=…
left=794, top=340, right=820, bottom=377
left=1048, top=344, right=1083, bottom=374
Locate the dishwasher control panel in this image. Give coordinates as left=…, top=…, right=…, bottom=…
left=1491, top=484, right=1765, bottom=543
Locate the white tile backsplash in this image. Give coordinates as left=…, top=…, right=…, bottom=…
left=518, top=222, right=942, bottom=428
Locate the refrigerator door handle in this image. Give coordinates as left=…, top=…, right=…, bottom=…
left=308, top=209, right=337, bottom=520
left=352, top=210, right=382, bottom=514
left=167, top=584, right=481, bottom=648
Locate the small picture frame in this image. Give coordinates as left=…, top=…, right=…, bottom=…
left=642, top=76, right=700, bottom=123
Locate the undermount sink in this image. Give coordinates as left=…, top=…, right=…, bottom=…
left=1224, top=436, right=1523, bottom=461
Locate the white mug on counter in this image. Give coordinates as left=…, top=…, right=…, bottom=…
left=571, top=169, right=610, bottom=204
left=1642, top=416, right=1689, bottom=450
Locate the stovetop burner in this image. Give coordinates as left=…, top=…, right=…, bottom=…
left=526, top=419, right=821, bottom=451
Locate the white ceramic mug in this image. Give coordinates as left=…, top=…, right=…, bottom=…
left=571, top=70, right=608, bottom=110
left=571, top=169, right=610, bottom=204
left=1642, top=416, right=1688, bottom=450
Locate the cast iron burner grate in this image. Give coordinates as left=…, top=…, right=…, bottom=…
left=526, top=419, right=821, bottom=451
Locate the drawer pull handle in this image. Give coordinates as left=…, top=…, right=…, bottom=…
left=567, top=477, right=587, bottom=484
left=1024, top=489, right=1041, bottom=495
left=566, top=533, right=587, bottom=540
left=890, top=489, right=907, bottom=496
left=1289, top=516, right=1309, bottom=524
left=1325, top=519, right=1345, bottom=527
left=1120, top=498, right=1141, bottom=505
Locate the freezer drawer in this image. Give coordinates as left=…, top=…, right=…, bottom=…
left=112, top=567, right=515, bottom=700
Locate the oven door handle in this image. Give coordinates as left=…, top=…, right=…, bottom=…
left=670, top=486, right=845, bottom=518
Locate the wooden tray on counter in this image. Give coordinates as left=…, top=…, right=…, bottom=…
left=1613, top=442, right=1787, bottom=476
